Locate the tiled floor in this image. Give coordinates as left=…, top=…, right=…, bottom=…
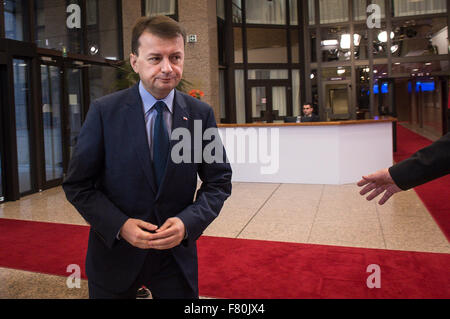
left=0, top=180, right=448, bottom=299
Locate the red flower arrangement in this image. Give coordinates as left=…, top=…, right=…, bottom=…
left=189, top=89, right=205, bottom=100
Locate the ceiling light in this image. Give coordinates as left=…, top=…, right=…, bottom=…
left=321, top=39, right=339, bottom=46
left=378, top=31, right=395, bottom=43
left=337, top=68, right=346, bottom=75
left=391, top=44, right=399, bottom=53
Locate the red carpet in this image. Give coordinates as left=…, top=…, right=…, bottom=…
left=395, top=124, right=450, bottom=241
left=0, top=218, right=449, bottom=299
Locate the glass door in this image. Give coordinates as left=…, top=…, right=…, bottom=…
left=13, top=58, right=34, bottom=194
left=40, top=63, right=64, bottom=184
left=249, top=83, right=289, bottom=123
left=323, top=80, right=352, bottom=121
left=0, top=63, right=5, bottom=202
left=65, top=67, right=85, bottom=161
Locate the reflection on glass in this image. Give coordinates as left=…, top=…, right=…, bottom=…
left=247, top=28, right=287, bottom=63
left=87, top=0, right=120, bottom=60
left=89, top=65, right=118, bottom=102
left=219, top=70, right=226, bottom=120
left=354, top=0, right=385, bottom=21
left=322, top=67, right=352, bottom=81
left=354, top=26, right=369, bottom=60
left=393, top=0, right=446, bottom=17
left=310, top=30, right=317, bottom=62
left=145, top=0, right=176, bottom=16
left=251, top=87, right=267, bottom=119
left=308, top=0, right=315, bottom=25
left=217, top=0, right=225, bottom=20
left=248, top=70, right=288, bottom=80
left=235, top=70, right=246, bottom=123
left=13, top=59, right=32, bottom=193
left=292, top=70, right=301, bottom=116
left=234, top=27, right=243, bottom=63
left=325, top=83, right=350, bottom=116
left=35, top=0, right=83, bottom=53
left=320, top=0, right=348, bottom=24
left=246, top=0, right=286, bottom=25
left=321, top=27, right=352, bottom=62
left=272, top=87, right=287, bottom=117
left=41, top=65, right=64, bottom=182
left=392, top=18, right=448, bottom=58
left=4, top=0, right=25, bottom=41
left=66, top=69, right=84, bottom=159
left=356, top=66, right=370, bottom=114
left=289, top=0, right=298, bottom=25
left=232, top=0, right=242, bottom=23
left=291, top=29, right=299, bottom=63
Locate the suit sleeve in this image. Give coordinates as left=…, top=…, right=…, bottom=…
left=62, top=101, right=129, bottom=249
left=176, top=107, right=232, bottom=243
left=389, top=132, right=450, bottom=190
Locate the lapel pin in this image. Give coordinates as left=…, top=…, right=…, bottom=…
left=183, top=117, right=188, bottom=121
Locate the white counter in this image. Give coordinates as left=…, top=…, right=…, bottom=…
left=218, top=118, right=395, bottom=185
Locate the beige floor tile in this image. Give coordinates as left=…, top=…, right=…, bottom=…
left=0, top=267, right=89, bottom=299
left=378, top=214, right=450, bottom=253
left=203, top=207, right=258, bottom=238
left=308, top=221, right=386, bottom=249
left=375, top=190, right=431, bottom=217
left=237, top=218, right=313, bottom=243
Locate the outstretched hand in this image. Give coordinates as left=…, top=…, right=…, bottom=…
left=357, top=168, right=402, bottom=205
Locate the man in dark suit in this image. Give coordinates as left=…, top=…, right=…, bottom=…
left=300, top=103, right=320, bottom=122
left=357, top=132, right=450, bottom=205
left=62, top=16, right=232, bottom=299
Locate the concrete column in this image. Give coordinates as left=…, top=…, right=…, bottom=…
left=178, top=0, right=220, bottom=122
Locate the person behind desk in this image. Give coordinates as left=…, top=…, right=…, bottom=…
left=301, top=103, right=320, bottom=122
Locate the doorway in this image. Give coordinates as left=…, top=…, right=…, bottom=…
left=38, top=59, right=87, bottom=189
left=0, top=62, right=6, bottom=203
left=322, top=80, right=352, bottom=121
left=248, top=81, right=291, bottom=123
left=394, top=76, right=447, bottom=139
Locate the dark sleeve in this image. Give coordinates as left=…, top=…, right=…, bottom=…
left=176, top=107, right=232, bottom=243
left=62, top=101, right=129, bottom=249
left=389, top=132, right=450, bottom=190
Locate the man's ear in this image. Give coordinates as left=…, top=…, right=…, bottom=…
left=130, top=53, right=139, bottom=73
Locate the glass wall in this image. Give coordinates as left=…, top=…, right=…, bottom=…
left=145, top=0, right=176, bottom=17
left=245, top=0, right=286, bottom=25
left=89, top=64, right=119, bottom=102
left=66, top=68, right=84, bottom=159
left=393, top=0, right=446, bottom=17
left=41, top=65, right=63, bottom=182
left=35, top=0, right=83, bottom=54
left=4, top=0, right=26, bottom=41
left=246, top=28, right=288, bottom=63
left=13, top=59, right=32, bottom=193
left=86, top=0, right=121, bottom=60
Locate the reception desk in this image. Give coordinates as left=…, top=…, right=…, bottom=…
left=217, top=118, right=396, bottom=185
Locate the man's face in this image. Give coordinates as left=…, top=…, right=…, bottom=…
left=130, top=31, right=184, bottom=99
left=303, top=104, right=313, bottom=116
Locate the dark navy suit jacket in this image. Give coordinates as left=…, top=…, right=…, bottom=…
left=389, top=132, right=450, bottom=190
left=62, top=84, right=232, bottom=295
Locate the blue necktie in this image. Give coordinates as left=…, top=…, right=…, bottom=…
left=153, top=101, right=169, bottom=188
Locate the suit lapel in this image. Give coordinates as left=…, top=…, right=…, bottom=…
left=156, top=90, right=190, bottom=198
left=124, top=84, right=158, bottom=195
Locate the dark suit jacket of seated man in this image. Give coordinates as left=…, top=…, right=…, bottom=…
left=301, top=113, right=321, bottom=122
left=62, top=16, right=232, bottom=299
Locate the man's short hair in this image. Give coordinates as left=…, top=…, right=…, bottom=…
left=303, top=103, right=313, bottom=109
left=131, top=15, right=187, bottom=55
